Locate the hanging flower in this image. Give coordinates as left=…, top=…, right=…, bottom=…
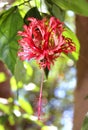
left=17, top=16, right=76, bottom=120
left=18, top=17, right=76, bottom=69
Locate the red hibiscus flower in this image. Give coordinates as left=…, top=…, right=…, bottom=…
left=18, top=17, right=76, bottom=69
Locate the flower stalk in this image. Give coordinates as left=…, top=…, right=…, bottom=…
left=38, top=69, right=44, bottom=120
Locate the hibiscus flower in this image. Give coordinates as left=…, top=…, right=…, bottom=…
left=18, top=17, right=75, bottom=69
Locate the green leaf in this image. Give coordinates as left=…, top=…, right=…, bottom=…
left=14, top=59, right=33, bottom=85
left=51, top=0, right=88, bottom=16
left=45, top=0, right=65, bottom=21
left=24, top=7, right=42, bottom=25
left=63, top=26, right=80, bottom=61
left=19, top=98, right=33, bottom=115
left=81, top=113, right=88, bottom=130
left=14, top=59, right=27, bottom=83
left=52, top=4, right=65, bottom=21
left=0, top=6, right=23, bottom=74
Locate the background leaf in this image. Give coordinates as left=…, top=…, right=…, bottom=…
left=0, top=6, right=23, bottom=74
left=51, top=0, right=88, bottom=16
left=19, top=98, right=33, bottom=115
left=45, top=0, right=65, bottom=21
left=81, top=114, right=88, bottom=130
left=14, top=59, right=33, bottom=85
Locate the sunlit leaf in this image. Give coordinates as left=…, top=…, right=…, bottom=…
left=24, top=82, right=39, bottom=92
left=8, top=115, right=15, bottom=125
left=51, top=0, right=88, bottom=16
left=13, top=0, right=32, bottom=17
left=63, top=26, right=80, bottom=61
left=19, top=98, right=33, bottom=115
left=23, top=114, right=44, bottom=126
left=0, top=6, right=23, bottom=74
left=17, top=81, right=23, bottom=88
left=42, top=125, right=58, bottom=130
left=0, top=125, right=5, bottom=130
left=24, top=61, right=33, bottom=77
left=10, top=76, right=17, bottom=91
left=0, top=72, right=6, bottom=83
left=0, top=103, right=10, bottom=114
left=13, top=0, right=24, bottom=5
left=35, top=0, right=41, bottom=8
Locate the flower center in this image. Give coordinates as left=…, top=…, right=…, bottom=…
left=32, top=28, right=43, bottom=48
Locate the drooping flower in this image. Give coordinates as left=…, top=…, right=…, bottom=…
left=18, top=17, right=76, bottom=69
left=17, top=16, right=76, bottom=120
